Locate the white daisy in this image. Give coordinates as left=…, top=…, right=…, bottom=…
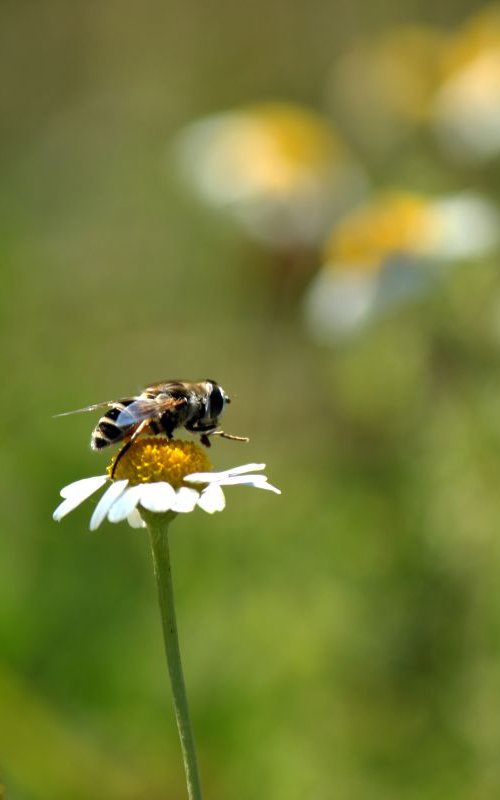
left=53, top=439, right=280, bottom=531
left=430, top=7, right=500, bottom=163
left=173, top=102, right=365, bottom=248
left=303, top=189, right=500, bottom=341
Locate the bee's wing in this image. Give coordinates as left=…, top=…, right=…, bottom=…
left=114, top=395, right=187, bottom=427
left=54, top=401, right=115, bottom=418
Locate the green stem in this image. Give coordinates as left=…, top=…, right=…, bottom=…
left=148, top=516, right=203, bottom=800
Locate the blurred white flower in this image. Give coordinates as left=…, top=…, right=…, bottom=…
left=432, top=8, right=500, bottom=162
left=173, top=102, right=365, bottom=248
left=303, top=190, right=500, bottom=341
left=330, top=26, right=446, bottom=153
left=330, top=12, right=500, bottom=163
left=53, top=440, right=280, bottom=530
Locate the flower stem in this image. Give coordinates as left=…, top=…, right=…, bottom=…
left=148, top=517, right=203, bottom=800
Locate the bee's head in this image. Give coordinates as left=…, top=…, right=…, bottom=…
left=205, top=379, right=230, bottom=420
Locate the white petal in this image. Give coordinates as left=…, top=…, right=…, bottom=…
left=218, top=475, right=282, bottom=494
left=197, top=484, right=226, bottom=513
left=107, top=484, right=143, bottom=523
left=89, top=480, right=128, bottom=531
left=127, top=508, right=147, bottom=529
left=138, top=482, right=176, bottom=512
left=253, top=481, right=281, bottom=495
left=54, top=492, right=91, bottom=522
left=185, top=463, right=266, bottom=484
left=54, top=476, right=108, bottom=521
left=60, top=475, right=108, bottom=500
left=171, top=487, right=200, bottom=513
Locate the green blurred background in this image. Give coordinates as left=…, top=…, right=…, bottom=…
left=3, top=1, right=500, bottom=798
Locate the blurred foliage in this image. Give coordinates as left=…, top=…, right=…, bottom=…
left=3, top=1, right=500, bottom=799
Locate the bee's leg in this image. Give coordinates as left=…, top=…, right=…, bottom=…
left=111, top=440, right=133, bottom=479
left=185, top=419, right=213, bottom=447
left=158, top=413, right=176, bottom=440
left=111, top=420, right=151, bottom=479
left=210, top=430, right=250, bottom=443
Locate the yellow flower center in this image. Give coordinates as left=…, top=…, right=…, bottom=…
left=219, top=103, right=342, bottom=195
left=325, top=191, right=431, bottom=271
left=108, top=439, right=212, bottom=488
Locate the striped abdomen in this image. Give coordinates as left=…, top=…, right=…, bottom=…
left=91, top=400, right=135, bottom=450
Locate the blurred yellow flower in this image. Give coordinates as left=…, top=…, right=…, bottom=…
left=173, top=101, right=364, bottom=247
left=304, top=190, right=499, bottom=341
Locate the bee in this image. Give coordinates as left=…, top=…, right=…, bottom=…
left=58, top=379, right=249, bottom=476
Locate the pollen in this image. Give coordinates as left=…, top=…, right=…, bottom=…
left=108, top=439, right=212, bottom=488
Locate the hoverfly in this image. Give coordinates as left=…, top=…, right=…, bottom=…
left=57, top=379, right=248, bottom=476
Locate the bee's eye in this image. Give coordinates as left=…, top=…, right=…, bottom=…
left=208, top=385, right=225, bottom=418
